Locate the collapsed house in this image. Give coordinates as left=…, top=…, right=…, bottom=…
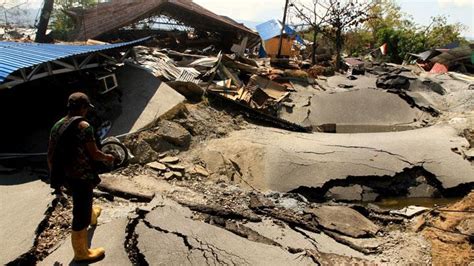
left=408, top=44, right=474, bottom=74
left=65, top=0, right=259, bottom=51
left=256, top=19, right=305, bottom=58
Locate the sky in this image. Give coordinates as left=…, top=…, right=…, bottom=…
left=8, top=0, right=474, bottom=37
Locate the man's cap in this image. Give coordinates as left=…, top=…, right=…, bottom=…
left=67, top=92, right=95, bottom=109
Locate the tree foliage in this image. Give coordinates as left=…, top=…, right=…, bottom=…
left=51, top=0, right=96, bottom=39
left=291, top=0, right=469, bottom=65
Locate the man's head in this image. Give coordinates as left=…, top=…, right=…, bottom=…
left=67, top=92, right=94, bottom=116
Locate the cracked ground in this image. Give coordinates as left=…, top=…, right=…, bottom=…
left=3, top=70, right=474, bottom=265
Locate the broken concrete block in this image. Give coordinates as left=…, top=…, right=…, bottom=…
left=146, top=161, right=168, bottom=171
left=160, top=156, right=180, bottom=164
left=172, top=171, right=183, bottom=178
left=99, top=174, right=154, bottom=202
left=156, top=120, right=191, bottom=148
left=249, top=194, right=275, bottom=209
left=390, top=206, right=429, bottom=218
left=307, top=205, right=380, bottom=238
left=167, top=164, right=186, bottom=171
left=109, top=66, right=185, bottom=136
left=164, top=172, right=174, bottom=180
left=194, top=165, right=209, bottom=177
left=137, top=203, right=313, bottom=265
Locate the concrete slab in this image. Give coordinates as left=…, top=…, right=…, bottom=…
left=281, top=88, right=428, bottom=129
left=109, top=66, right=185, bottom=136
left=138, top=203, right=314, bottom=265
left=306, top=206, right=380, bottom=238
left=39, top=218, right=130, bottom=266
left=0, top=173, right=53, bottom=264
left=199, top=126, right=473, bottom=191
left=99, top=174, right=155, bottom=202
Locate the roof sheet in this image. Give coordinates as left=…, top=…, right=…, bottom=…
left=0, top=37, right=150, bottom=84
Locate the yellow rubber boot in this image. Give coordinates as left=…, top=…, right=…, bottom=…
left=90, top=206, right=102, bottom=226
left=71, top=229, right=105, bottom=262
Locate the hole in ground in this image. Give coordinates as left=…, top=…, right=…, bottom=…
left=289, top=166, right=473, bottom=209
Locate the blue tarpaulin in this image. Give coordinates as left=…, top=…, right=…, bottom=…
left=255, top=19, right=304, bottom=45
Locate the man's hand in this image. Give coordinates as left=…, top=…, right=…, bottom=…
left=104, top=154, right=116, bottom=166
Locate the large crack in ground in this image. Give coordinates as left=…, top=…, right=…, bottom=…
left=142, top=219, right=248, bottom=265
left=289, top=166, right=470, bottom=202
left=7, top=197, right=71, bottom=265
left=125, top=211, right=149, bottom=265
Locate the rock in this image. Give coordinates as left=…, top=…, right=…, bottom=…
left=160, top=156, right=180, bottom=164
left=194, top=165, right=209, bottom=177
left=408, top=183, right=439, bottom=198
left=156, top=120, right=191, bottom=148
left=167, top=164, right=186, bottom=171
left=146, top=161, right=167, bottom=171
left=307, top=205, right=380, bottom=238
left=131, top=140, right=159, bottom=164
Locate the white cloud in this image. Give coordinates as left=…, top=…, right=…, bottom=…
left=437, top=0, right=472, bottom=8
left=193, top=0, right=284, bottom=22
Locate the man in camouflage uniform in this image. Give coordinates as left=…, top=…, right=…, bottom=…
left=48, top=92, right=115, bottom=262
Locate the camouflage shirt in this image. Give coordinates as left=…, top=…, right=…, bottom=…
left=49, top=116, right=97, bottom=181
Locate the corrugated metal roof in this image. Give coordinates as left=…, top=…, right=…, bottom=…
left=0, top=37, right=150, bottom=84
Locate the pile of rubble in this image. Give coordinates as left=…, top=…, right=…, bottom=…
left=128, top=46, right=319, bottom=122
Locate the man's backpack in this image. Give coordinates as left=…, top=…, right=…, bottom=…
left=48, top=116, right=85, bottom=189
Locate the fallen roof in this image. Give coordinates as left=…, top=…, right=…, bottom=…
left=69, top=0, right=258, bottom=43
left=430, top=46, right=473, bottom=66
left=0, top=37, right=150, bottom=86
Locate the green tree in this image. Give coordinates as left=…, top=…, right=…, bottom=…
left=51, top=0, right=96, bottom=40
left=423, top=15, right=468, bottom=48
